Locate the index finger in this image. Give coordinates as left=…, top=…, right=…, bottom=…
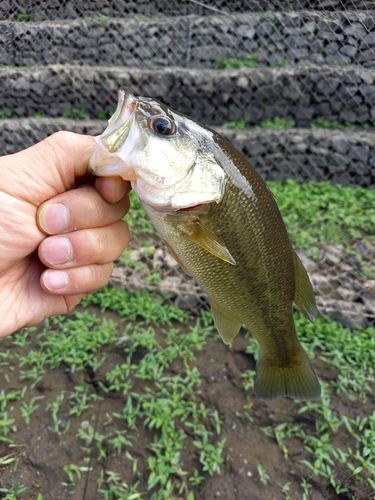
left=37, top=184, right=130, bottom=235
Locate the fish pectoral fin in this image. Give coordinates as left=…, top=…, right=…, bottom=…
left=185, top=220, right=236, bottom=266
left=211, top=305, right=242, bottom=344
left=255, top=348, right=321, bottom=401
left=293, top=252, right=318, bottom=323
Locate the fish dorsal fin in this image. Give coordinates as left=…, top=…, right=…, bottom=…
left=211, top=305, right=242, bottom=344
left=293, top=252, right=317, bottom=323
left=186, top=220, right=236, bottom=266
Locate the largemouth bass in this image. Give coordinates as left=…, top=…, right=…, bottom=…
left=89, top=88, right=320, bottom=401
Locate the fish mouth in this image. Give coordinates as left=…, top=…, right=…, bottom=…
left=88, top=88, right=141, bottom=179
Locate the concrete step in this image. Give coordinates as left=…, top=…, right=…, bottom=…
left=1, top=64, right=375, bottom=128
left=1, top=12, right=374, bottom=68
left=1, top=1, right=374, bottom=22
left=1, top=117, right=374, bottom=187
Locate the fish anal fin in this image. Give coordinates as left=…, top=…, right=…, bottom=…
left=211, top=305, right=242, bottom=344
left=164, top=242, right=191, bottom=276
left=186, top=220, right=236, bottom=266
left=255, top=348, right=321, bottom=401
left=293, top=252, right=318, bottom=323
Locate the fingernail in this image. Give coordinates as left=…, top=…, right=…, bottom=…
left=43, top=237, right=73, bottom=265
left=38, top=203, right=69, bottom=234
left=115, top=181, right=127, bottom=203
left=43, top=270, right=69, bottom=291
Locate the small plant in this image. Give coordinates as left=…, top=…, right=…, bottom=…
left=0, top=109, right=12, bottom=119
left=20, top=396, right=45, bottom=424
left=311, top=117, right=356, bottom=130
left=256, top=116, right=296, bottom=130
left=257, top=463, right=270, bottom=485
left=271, top=59, right=290, bottom=67
left=97, top=110, right=113, bottom=120
left=15, top=10, right=32, bottom=22
left=222, top=118, right=250, bottom=129
left=193, top=437, right=226, bottom=475
left=95, top=13, right=109, bottom=26
left=61, top=108, right=89, bottom=120
left=212, top=53, right=258, bottom=69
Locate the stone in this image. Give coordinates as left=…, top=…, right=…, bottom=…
left=336, top=286, right=357, bottom=302
left=362, top=33, right=375, bottom=46
left=342, top=23, right=367, bottom=38
left=330, top=302, right=367, bottom=329
left=358, top=50, right=375, bottom=63
left=316, top=77, right=341, bottom=95
left=330, top=137, right=349, bottom=155
left=363, top=281, right=375, bottom=302
left=348, top=161, right=370, bottom=176
left=109, top=265, right=129, bottom=289
left=321, top=245, right=344, bottom=266
left=236, top=76, right=249, bottom=90
left=13, top=76, right=30, bottom=92
left=310, top=274, right=335, bottom=295
left=327, top=153, right=349, bottom=173
left=340, top=110, right=357, bottom=123
left=339, top=45, right=358, bottom=58
left=348, top=145, right=369, bottom=163
left=237, top=27, right=255, bottom=39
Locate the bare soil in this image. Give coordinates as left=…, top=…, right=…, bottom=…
left=0, top=307, right=374, bottom=500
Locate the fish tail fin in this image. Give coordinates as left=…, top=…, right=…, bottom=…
left=254, top=348, right=321, bottom=401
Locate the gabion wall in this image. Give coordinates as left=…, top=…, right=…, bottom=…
left=0, top=0, right=374, bottom=328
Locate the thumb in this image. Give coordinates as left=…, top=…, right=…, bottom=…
left=3, top=131, right=97, bottom=205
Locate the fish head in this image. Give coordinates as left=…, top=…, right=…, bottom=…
left=89, top=88, right=225, bottom=211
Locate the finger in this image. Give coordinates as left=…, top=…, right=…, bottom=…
left=40, top=262, right=114, bottom=295
left=95, top=176, right=131, bottom=204
left=37, top=184, right=130, bottom=235
left=38, top=221, right=130, bottom=269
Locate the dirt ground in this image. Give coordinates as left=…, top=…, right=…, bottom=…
left=0, top=304, right=374, bottom=500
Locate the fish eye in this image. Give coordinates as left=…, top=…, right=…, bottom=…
left=149, top=116, right=176, bottom=136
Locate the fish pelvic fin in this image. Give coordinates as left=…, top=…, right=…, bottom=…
left=293, top=252, right=318, bottom=323
left=211, top=305, right=242, bottom=344
left=164, top=242, right=192, bottom=276
left=186, top=220, right=236, bottom=266
left=254, top=348, right=321, bottom=401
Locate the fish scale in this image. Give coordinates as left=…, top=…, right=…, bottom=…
left=89, top=88, right=321, bottom=401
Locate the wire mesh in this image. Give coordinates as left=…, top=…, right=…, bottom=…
left=0, top=0, right=374, bottom=328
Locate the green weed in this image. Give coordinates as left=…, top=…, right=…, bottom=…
left=257, top=463, right=270, bottom=485
left=0, top=109, right=12, bottom=119
left=311, top=117, right=356, bottom=131
left=271, top=59, right=290, bottom=67
left=15, top=10, right=32, bottom=22
left=268, top=179, right=375, bottom=250
left=61, top=108, right=89, bottom=120
left=256, top=117, right=296, bottom=130
left=212, top=53, right=258, bottom=69
left=222, top=118, right=250, bottom=129
left=97, top=110, right=113, bottom=120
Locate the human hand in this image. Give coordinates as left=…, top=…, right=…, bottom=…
left=0, top=131, right=131, bottom=338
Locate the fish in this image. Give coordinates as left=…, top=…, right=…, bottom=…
left=89, top=88, right=321, bottom=401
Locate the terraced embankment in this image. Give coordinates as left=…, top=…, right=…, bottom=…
left=1, top=4, right=375, bottom=187
left=2, top=117, right=375, bottom=187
